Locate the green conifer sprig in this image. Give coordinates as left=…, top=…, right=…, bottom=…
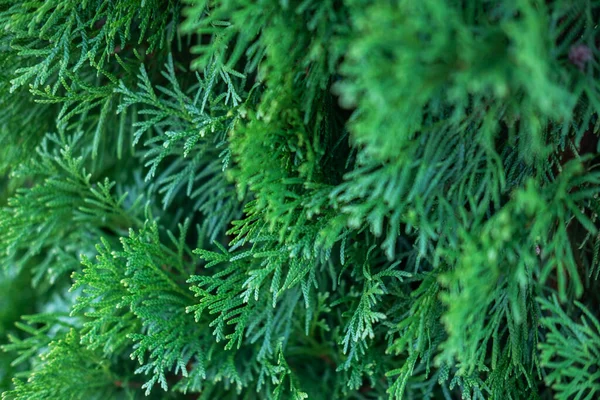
left=2, top=1, right=600, bottom=399
left=538, top=296, right=600, bottom=399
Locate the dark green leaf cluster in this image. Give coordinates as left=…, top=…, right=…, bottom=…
left=1, top=1, right=600, bottom=399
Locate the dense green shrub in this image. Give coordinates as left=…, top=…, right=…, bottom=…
left=1, top=1, right=600, bottom=399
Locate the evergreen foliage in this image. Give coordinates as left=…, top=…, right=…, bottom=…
left=1, top=0, right=600, bottom=399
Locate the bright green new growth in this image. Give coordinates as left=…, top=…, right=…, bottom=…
left=1, top=0, right=600, bottom=399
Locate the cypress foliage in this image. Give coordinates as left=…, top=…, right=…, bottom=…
left=1, top=1, right=600, bottom=399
